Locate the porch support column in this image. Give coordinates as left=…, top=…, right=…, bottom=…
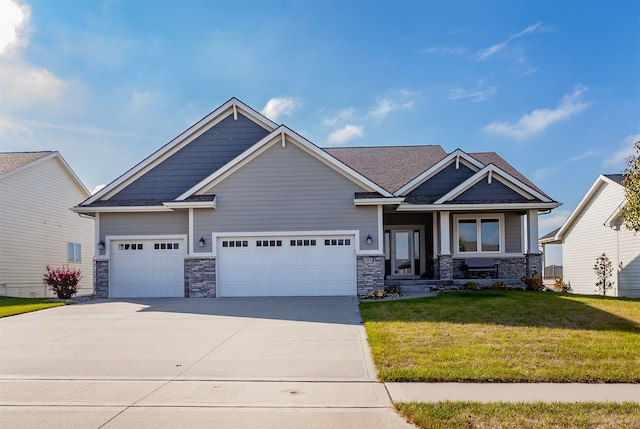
left=526, top=209, right=542, bottom=276
left=439, top=211, right=453, bottom=281
left=527, top=209, right=539, bottom=254
left=440, top=211, right=450, bottom=255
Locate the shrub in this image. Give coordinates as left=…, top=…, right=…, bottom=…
left=488, top=281, right=508, bottom=290
left=43, top=265, right=82, bottom=299
left=521, top=271, right=544, bottom=291
left=463, top=281, right=478, bottom=290
left=553, top=276, right=564, bottom=291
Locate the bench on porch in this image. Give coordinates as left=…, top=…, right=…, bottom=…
left=464, top=258, right=499, bottom=279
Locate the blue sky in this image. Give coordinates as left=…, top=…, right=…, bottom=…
left=1, top=0, right=639, bottom=263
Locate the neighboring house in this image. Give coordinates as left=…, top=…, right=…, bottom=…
left=540, top=174, right=640, bottom=297
left=73, top=97, right=560, bottom=298
left=0, top=152, right=94, bottom=298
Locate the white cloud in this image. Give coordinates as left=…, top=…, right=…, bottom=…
left=538, top=209, right=571, bottom=234
left=602, top=133, right=640, bottom=167
left=91, top=184, right=106, bottom=195
left=477, top=22, right=543, bottom=61
left=448, top=82, right=496, bottom=102
left=484, top=85, right=590, bottom=140
left=0, top=61, right=69, bottom=107
left=0, top=0, right=30, bottom=57
left=327, top=124, right=363, bottom=145
left=261, top=97, right=300, bottom=121
left=322, top=108, right=356, bottom=127
left=367, top=98, right=413, bottom=120
left=423, top=46, right=467, bottom=55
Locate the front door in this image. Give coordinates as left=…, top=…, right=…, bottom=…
left=392, top=230, right=414, bottom=276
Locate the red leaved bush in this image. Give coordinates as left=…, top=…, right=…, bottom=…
left=43, top=265, right=82, bottom=299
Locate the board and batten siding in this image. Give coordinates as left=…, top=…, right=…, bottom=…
left=193, top=140, right=379, bottom=253
left=112, top=113, right=270, bottom=201
left=0, top=157, right=94, bottom=297
left=563, top=180, right=639, bottom=297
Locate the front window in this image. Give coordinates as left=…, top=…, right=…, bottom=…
left=455, top=215, right=502, bottom=254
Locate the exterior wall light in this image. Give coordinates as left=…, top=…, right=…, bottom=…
left=97, top=240, right=105, bottom=251
left=198, top=237, right=206, bottom=247
left=366, top=234, right=372, bottom=245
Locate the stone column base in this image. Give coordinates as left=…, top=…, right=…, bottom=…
left=95, top=260, right=109, bottom=298
left=184, top=258, right=216, bottom=298
left=526, top=253, right=543, bottom=277
left=438, top=254, right=453, bottom=281
left=357, top=255, right=384, bottom=297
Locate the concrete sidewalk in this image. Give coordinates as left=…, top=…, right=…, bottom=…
left=386, top=382, right=640, bottom=403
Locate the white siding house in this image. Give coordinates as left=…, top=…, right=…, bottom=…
left=0, top=152, right=94, bottom=298
left=541, top=175, right=640, bottom=297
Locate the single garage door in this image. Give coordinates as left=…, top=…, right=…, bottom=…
left=216, top=235, right=356, bottom=297
left=110, top=239, right=185, bottom=297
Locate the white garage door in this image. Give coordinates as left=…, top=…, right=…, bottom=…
left=217, top=235, right=356, bottom=297
left=110, top=239, right=185, bottom=298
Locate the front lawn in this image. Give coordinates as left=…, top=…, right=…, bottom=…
left=396, top=401, right=640, bottom=429
left=360, top=291, right=640, bottom=382
left=0, top=296, right=67, bottom=318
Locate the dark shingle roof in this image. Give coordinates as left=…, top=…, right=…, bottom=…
left=604, top=174, right=625, bottom=185
left=325, top=145, right=447, bottom=193
left=469, top=152, right=548, bottom=198
left=0, top=151, right=53, bottom=175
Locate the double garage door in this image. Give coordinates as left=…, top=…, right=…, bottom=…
left=216, top=235, right=356, bottom=297
left=109, top=234, right=356, bottom=297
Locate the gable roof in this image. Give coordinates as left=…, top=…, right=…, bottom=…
left=76, top=97, right=556, bottom=213
left=542, top=174, right=625, bottom=243
left=82, top=97, right=278, bottom=206
left=0, top=151, right=53, bottom=176
left=0, top=151, right=89, bottom=196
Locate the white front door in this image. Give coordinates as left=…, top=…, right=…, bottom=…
left=110, top=239, right=185, bottom=297
left=216, top=234, right=356, bottom=297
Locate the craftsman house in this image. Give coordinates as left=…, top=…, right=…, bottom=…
left=74, top=98, right=560, bottom=298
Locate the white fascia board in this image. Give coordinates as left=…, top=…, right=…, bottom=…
left=434, top=164, right=551, bottom=204
left=71, top=206, right=174, bottom=214
left=396, top=149, right=484, bottom=196
left=556, top=175, right=622, bottom=239
left=163, top=198, right=216, bottom=209
left=84, top=98, right=278, bottom=205
left=396, top=202, right=561, bottom=212
left=605, top=200, right=627, bottom=228
left=178, top=126, right=393, bottom=199
left=354, top=197, right=405, bottom=206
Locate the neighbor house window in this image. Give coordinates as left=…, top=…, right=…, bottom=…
left=454, top=215, right=502, bottom=254
left=67, top=242, right=81, bottom=262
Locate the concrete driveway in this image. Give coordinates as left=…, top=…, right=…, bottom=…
left=0, top=297, right=415, bottom=428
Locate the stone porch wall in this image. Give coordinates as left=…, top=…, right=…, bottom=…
left=184, top=258, right=216, bottom=298
left=357, top=255, right=384, bottom=297
left=95, top=260, right=109, bottom=298
left=444, top=256, right=529, bottom=280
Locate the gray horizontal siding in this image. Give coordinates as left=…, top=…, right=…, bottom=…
left=194, top=141, right=379, bottom=252
left=504, top=212, right=522, bottom=253
left=408, top=163, right=475, bottom=198
left=100, top=212, right=188, bottom=242
left=112, top=113, right=270, bottom=201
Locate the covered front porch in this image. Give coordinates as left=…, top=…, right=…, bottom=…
left=382, top=208, right=542, bottom=286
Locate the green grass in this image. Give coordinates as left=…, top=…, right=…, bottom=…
left=360, top=291, right=640, bottom=382
left=395, top=401, right=640, bottom=429
left=0, top=296, right=67, bottom=318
